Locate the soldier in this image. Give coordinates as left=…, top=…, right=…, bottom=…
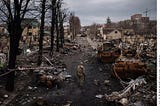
left=76, top=62, right=85, bottom=87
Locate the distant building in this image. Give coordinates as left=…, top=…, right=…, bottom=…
left=131, top=14, right=142, bottom=21
left=20, top=18, right=40, bottom=48
left=118, top=20, right=133, bottom=29
left=149, top=20, right=157, bottom=34
left=118, top=14, right=156, bottom=35
left=100, top=28, right=121, bottom=41
left=22, top=18, right=39, bottom=37
left=0, top=24, right=9, bottom=53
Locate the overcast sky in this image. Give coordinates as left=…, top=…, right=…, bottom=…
left=64, top=0, right=157, bottom=26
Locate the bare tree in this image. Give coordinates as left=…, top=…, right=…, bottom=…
left=55, top=0, right=61, bottom=52
left=59, top=9, right=67, bottom=48
left=37, top=0, right=47, bottom=66
left=0, top=0, right=32, bottom=91
left=50, top=0, right=57, bottom=56
left=44, top=0, right=68, bottom=53
left=69, top=13, right=81, bottom=40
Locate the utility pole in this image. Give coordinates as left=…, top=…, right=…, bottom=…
left=143, top=8, right=151, bottom=17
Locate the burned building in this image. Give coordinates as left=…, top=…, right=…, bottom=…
left=20, top=18, right=40, bottom=48
left=118, top=14, right=156, bottom=35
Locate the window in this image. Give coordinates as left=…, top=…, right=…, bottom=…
left=28, top=32, right=32, bottom=36
left=28, top=26, right=32, bottom=29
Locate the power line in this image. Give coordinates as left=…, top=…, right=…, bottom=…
left=143, top=8, right=151, bottom=17
left=0, top=66, right=57, bottom=78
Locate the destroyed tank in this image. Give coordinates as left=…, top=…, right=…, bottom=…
left=97, top=42, right=121, bottom=63
left=122, top=48, right=136, bottom=57
left=112, top=58, right=148, bottom=79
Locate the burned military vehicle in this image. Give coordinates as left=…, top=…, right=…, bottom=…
left=97, top=41, right=121, bottom=63
left=112, top=57, right=148, bottom=79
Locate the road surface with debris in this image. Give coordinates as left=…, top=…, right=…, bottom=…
left=3, top=36, right=122, bottom=106
left=0, top=36, right=156, bottom=106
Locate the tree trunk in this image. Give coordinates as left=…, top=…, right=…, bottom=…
left=38, top=0, right=46, bottom=66
left=60, top=22, right=64, bottom=48
left=55, top=12, right=59, bottom=52
left=50, top=0, right=56, bottom=56
left=6, top=30, right=21, bottom=92
left=4, top=0, right=31, bottom=92
left=62, top=26, right=64, bottom=43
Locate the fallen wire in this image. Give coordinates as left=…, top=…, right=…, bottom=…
left=112, top=66, right=129, bottom=88
left=0, top=69, right=14, bottom=77
left=0, top=66, right=56, bottom=78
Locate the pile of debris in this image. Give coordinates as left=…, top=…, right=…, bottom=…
left=104, top=76, right=147, bottom=105
left=0, top=53, right=6, bottom=69
left=61, top=43, right=80, bottom=55
left=34, top=67, right=71, bottom=88
left=96, top=75, right=156, bottom=106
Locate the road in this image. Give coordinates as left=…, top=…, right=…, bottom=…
left=8, top=36, right=122, bottom=106
left=50, top=36, right=122, bottom=106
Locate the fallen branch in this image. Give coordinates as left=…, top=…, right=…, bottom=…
left=43, top=55, right=54, bottom=66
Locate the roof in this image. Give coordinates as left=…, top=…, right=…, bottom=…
left=102, top=28, right=115, bottom=34
left=21, top=18, right=39, bottom=28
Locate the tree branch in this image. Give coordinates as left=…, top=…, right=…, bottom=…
left=1, top=0, right=13, bottom=21
left=20, top=0, right=31, bottom=20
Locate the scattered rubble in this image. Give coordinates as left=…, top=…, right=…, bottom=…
left=104, top=80, right=110, bottom=86
left=102, top=76, right=152, bottom=106
left=95, top=94, right=103, bottom=99
left=94, top=79, right=100, bottom=86
left=0, top=53, right=6, bottom=68
left=4, top=94, right=9, bottom=98
left=119, top=98, right=128, bottom=106
left=0, top=36, right=156, bottom=106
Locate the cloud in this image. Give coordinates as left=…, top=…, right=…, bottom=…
left=65, top=0, right=157, bottom=26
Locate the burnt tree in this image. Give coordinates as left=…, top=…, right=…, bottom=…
left=0, top=0, right=31, bottom=91
left=55, top=0, right=60, bottom=52
left=50, top=0, right=57, bottom=56
left=69, top=13, right=81, bottom=40
left=38, top=0, right=47, bottom=66
left=59, top=10, right=67, bottom=48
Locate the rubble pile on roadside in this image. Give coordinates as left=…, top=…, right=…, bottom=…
left=94, top=34, right=156, bottom=106
left=0, top=41, right=80, bottom=106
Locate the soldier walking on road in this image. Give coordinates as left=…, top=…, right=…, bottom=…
left=76, top=62, right=85, bottom=87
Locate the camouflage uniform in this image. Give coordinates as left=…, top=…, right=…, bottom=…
left=77, top=64, right=85, bottom=87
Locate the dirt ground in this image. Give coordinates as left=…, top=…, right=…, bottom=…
left=0, top=36, right=156, bottom=106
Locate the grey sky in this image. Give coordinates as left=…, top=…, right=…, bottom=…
left=64, top=0, right=157, bottom=26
